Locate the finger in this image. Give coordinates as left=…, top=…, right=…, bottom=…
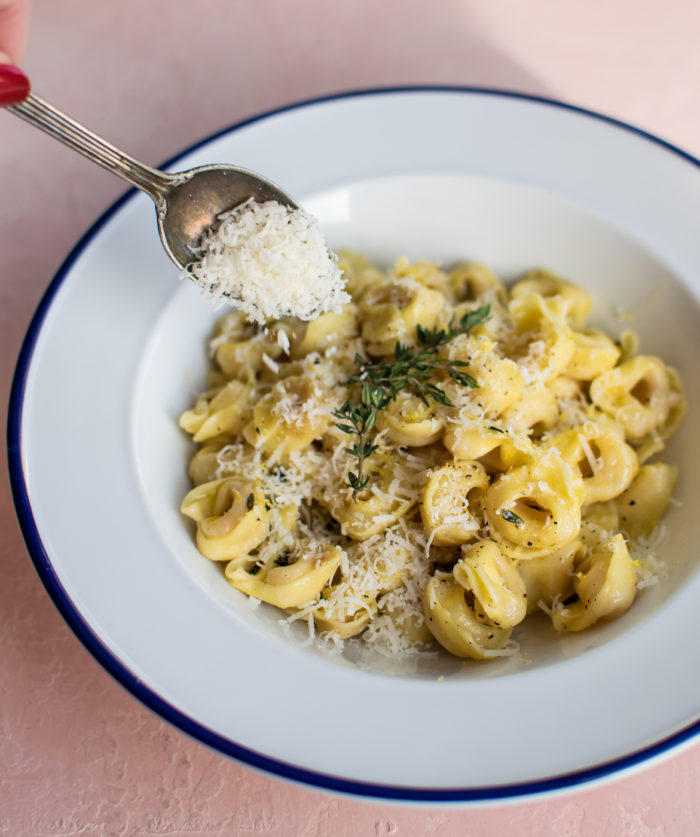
left=0, top=0, right=30, bottom=65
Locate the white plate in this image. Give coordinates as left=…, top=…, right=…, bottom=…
left=9, top=88, right=700, bottom=803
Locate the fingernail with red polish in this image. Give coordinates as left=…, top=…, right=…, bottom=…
left=0, top=64, right=31, bottom=107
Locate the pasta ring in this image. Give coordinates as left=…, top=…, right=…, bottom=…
left=180, top=477, right=268, bottom=561
left=589, top=355, right=677, bottom=442
left=484, top=451, right=582, bottom=559
left=544, top=422, right=639, bottom=504
left=454, top=540, right=527, bottom=629
left=423, top=573, right=512, bottom=660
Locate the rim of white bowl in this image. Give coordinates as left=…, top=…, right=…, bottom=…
left=7, top=86, right=700, bottom=803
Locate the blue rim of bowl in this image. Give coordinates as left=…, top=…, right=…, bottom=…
left=7, top=85, right=700, bottom=803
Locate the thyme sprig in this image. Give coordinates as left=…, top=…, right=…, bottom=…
left=333, top=304, right=490, bottom=499
left=333, top=389, right=386, bottom=499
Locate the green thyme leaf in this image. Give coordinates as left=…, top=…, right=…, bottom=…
left=459, top=305, right=491, bottom=333
left=502, top=509, right=524, bottom=526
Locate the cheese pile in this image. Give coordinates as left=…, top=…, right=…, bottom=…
left=187, top=198, right=349, bottom=324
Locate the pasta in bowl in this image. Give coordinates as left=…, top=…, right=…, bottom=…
left=178, top=252, right=685, bottom=664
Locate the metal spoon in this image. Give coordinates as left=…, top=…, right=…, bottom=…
left=6, top=92, right=297, bottom=269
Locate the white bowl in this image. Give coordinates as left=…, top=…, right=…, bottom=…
left=9, top=88, right=700, bottom=803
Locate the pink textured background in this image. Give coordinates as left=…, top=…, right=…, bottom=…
left=2, top=1, right=700, bottom=834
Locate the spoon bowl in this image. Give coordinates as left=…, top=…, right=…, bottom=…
left=6, top=88, right=297, bottom=269
left=154, top=163, right=297, bottom=268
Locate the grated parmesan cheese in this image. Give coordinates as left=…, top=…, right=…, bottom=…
left=577, top=432, right=600, bottom=475
left=261, top=352, right=279, bottom=374
left=276, top=327, right=291, bottom=354
left=186, top=198, right=350, bottom=324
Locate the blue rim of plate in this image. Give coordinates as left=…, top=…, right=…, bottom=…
left=7, top=85, right=700, bottom=803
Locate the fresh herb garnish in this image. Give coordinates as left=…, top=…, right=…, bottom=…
left=246, top=492, right=255, bottom=511
left=333, top=394, right=383, bottom=500
left=502, top=509, right=524, bottom=526
left=488, top=425, right=505, bottom=433
left=271, top=465, right=287, bottom=482
left=333, top=304, right=490, bottom=499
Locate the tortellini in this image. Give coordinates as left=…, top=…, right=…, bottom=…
left=289, top=305, right=359, bottom=358
left=421, top=461, right=488, bottom=546
left=394, top=257, right=452, bottom=297
left=551, top=534, right=637, bottom=632
left=423, top=572, right=513, bottom=660
left=454, top=541, right=527, bottom=629
left=336, top=249, right=385, bottom=298
left=359, top=279, right=444, bottom=355
left=613, top=462, right=678, bottom=538
left=242, top=375, right=334, bottom=458
left=590, top=355, right=684, bottom=443
left=179, top=254, right=684, bottom=663
left=225, top=542, right=342, bottom=609
left=375, top=390, right=444, bottom=447
left=516, top=542, right=578, bottom=615
left=509, top=293, right=575, bottom=382
left=499, top=384, right=559, bottom=435
left=315, top=446, right=418, bottom=540
left=215, top=330, right=286, bottom=383
left=180, top=477, right=268, bottom=561
left=443, top=334, right=524, bottom=417
left=179, top=380, right=253, bottom=443
left=510, top=268, right=591, bottom=328
left=543, top=422, right=638, bottom=504
left=483, top=450, right=583, bottom=559
left=564, top=329, right=620, bottom=380
left=448, top=261, right=507, bottom=307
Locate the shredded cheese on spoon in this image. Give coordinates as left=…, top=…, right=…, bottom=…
left=187, top=198, right=349, bottom=324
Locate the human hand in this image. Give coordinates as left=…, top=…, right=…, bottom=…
left=0, top=0, right=30, bottom=105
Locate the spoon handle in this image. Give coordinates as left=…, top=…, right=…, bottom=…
left=7, top=92, right=175, bottom=205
